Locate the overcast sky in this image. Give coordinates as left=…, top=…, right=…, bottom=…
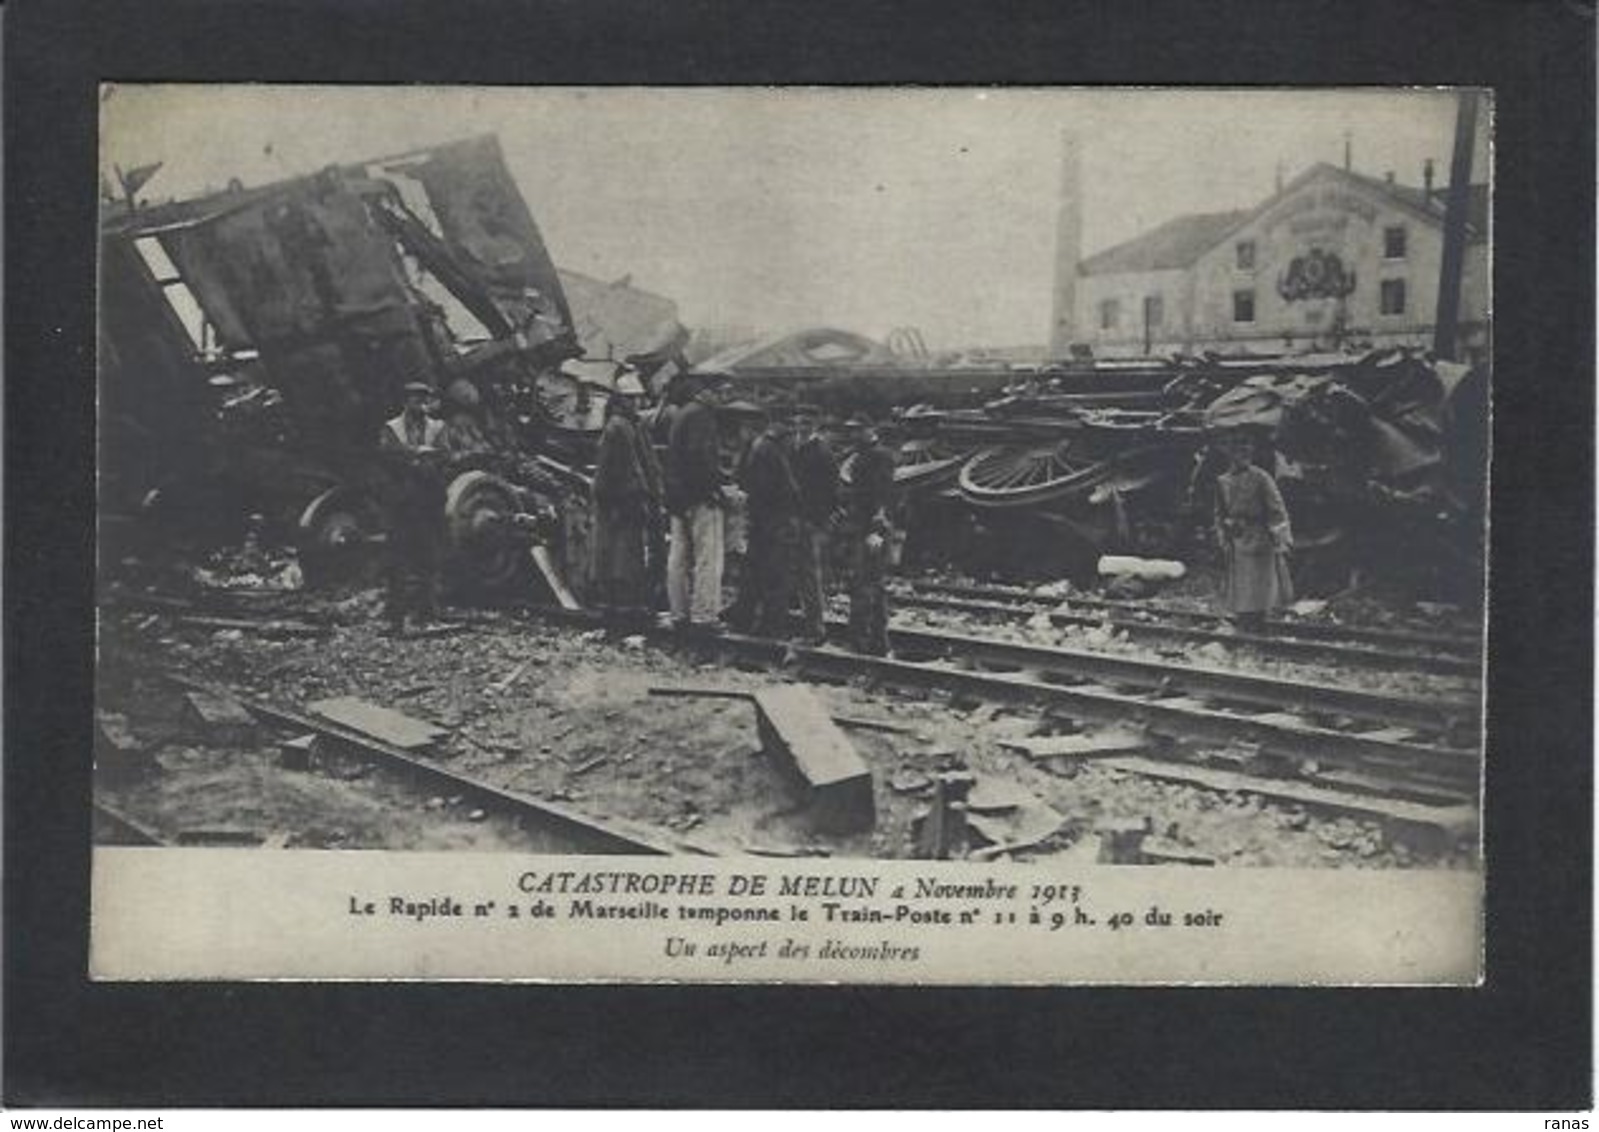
left=102, top=86, right=1490, bottom=349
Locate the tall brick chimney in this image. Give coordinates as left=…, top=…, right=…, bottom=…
left=1049, top=130, right=1082, bottom=360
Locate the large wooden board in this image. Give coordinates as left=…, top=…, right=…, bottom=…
left=752, top=686, right=874, bottom=833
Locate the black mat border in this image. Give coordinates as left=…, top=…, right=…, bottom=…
left=5, top=0, right=1592, bottom=1110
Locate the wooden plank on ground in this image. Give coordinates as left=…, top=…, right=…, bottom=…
left=648, top=685, right=758, bottom=702
left=182, top=690, right=259, bottom=746
left=532, top=545, right=582, bottom=610
left=999, top=727, right=1150, bottom=760
left=1094, top=755, right=1478, bottom=840
left=753, top=686, right=875, bottom=833
left=308, top=696, right=446, bottom=750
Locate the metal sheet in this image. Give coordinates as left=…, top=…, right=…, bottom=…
left=400, top=136, right=573, bottom=330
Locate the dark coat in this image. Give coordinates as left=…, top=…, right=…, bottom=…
left=793, top=435, right=839, bottom=526
left=844, top=442, right=896, bottom=524
left=592, top=413, right=650, bottom=589
left=664, top=396, right=722, bottom=514
left=1215, top=463, right=1294, bottom=614
left=739, top=432, right=801, bottom=522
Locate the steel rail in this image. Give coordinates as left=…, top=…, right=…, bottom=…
left=892, top=590, right=1481, bottom=676
left=877, top=623, right=1478, bottom=735
left=93, top=798, right=170, bottom=846
left=163, top=673, right=714, bottom=857
left=530, top=609, right=1480, bottom=793
left=905, top=578, right=1483, bottom=654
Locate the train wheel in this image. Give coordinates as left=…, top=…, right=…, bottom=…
left=296, top=486, right=385, bottom=587
left=444, top=470, right=529, bottom=595
left=893, top=438, right=971, bottom=493
left=957, top=441, right=1104, bottom=508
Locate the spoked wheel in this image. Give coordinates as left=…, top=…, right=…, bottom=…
left=957, top=439, right=1112, bottom=508
left=444, top=470, right=530, bottom=595
left=296, top=486, right=386, bottom=586
left=893, top=438, right=972, bottom=493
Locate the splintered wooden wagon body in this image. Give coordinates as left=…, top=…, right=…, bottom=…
left=98, top=135, right=629, bottom=600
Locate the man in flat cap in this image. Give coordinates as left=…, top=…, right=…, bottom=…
left=839, top=413, right=897, bottom=655
left=662, top=370, right=727, bottom=633
left=737, top=408, right=803, bottom=638
left=791, top=405, right=838, bottom=645
left=382, top=380, right=446, bottom=453
left=378, top=379, right=447, bottom=634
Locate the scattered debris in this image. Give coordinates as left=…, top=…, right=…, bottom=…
left=888, top=767, right=933, bottom=794
left=1138, top=836, right=1218, bottom=866
left=178, top=614, right=330, bottom=639
left=175, top=828, right=265, bottom=847
left=278, top=733, right=319, bottom=771
left=95, top=711, right=151, bottom=779
left=915, top=769, right=975, bottom=860
left=966, top=798, right=1066, bottom=857
left=532, top=545, right=583, bottom=611
left=753, top=686, right=875, bottom=833
left=1095, top=755, right=1477, bottom=847
left=488, top=659, right=534, bottom=695
left=181, top=690, right=259, bottom=747
left=999, top=727, right=1150, bottom=761
left=1096, top=817, right=1154, bottom=864
left=965, top=777, right=1041, bottom=813
left=308, top=696, right=446, bottom=750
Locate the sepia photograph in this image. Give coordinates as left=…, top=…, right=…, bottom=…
left=90, top=84, right=1490, bottom=984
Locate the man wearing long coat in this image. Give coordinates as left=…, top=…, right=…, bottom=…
left=591, top=395, right=656, bottom=620
left=1213, top=428, right=1295, bottom=631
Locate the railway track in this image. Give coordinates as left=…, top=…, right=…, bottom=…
left=157, top=672, right=715, bottom=856
left=534, top=609, right=1482, bottom=803
left=902, top=578, right=1483, bottom=660
left=892, top=587, right=1481, bottom=676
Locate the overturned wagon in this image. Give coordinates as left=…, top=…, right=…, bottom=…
left=99, top=135, right=619, bottom=599
left=889, top=351, right=1486, bottom=593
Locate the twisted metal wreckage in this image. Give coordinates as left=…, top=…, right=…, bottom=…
left=100, top=135, right=688, bottom=600
left=100, top=134, right=1488, bottom=605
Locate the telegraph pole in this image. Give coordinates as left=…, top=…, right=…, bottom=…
left=1433, top=90, right=1481, bottom=361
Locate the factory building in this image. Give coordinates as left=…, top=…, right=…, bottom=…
left=1067, top=162, right=1489, bottom=361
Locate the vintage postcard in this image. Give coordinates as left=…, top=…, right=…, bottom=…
left=92, top=85, right=1489, bottom=984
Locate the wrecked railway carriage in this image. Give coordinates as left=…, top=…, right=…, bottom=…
left=100, top=135, right=672, bottom=600
left=865, top=350, right=1488, bottom=598
left=100, top=134, right=1486, bottom=603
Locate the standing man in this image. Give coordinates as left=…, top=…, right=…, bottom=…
left=792, top=406, right=838, bottom=645
left=840, top=413, right=897, bottom=656
left=738, top=412, right=803, bottom=638
left=1212, top=426, right=1294, bottom=632
left=378, top=380, right=447, bottom=635
left=590, top=392, right=654, bottom=628
left=662, top=371, right=726, bottom=633
left=438, top=377, right=493, bottom=462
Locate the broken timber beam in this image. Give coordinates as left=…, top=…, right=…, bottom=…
left=752, top=686, right=875, bottom=833
left=182, top=690, right=259, bottom=747
left=1095, top=755, right=1477, bottom=849
left=648, top=685, right=916, bottom=735
left=307, top=696, right=446, bottom=750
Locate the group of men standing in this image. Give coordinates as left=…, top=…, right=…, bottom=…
left=590, top=368, right=898, bottom=654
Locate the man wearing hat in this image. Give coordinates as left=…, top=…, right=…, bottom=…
left=662, top=370, right=727, bottom=631
left=439, top=377, right=493, bottom=461
left=1212, top=426, right=1294, bottom=632
left=378, top=379, right=447, bottom=634
left=839, top=413, right=897, bottom=655
left=591, top=383, right=661, bottom=627
left=737, top=409, right=803, bottom=638
left=791, top=406, right=838, bottom=645
left=382, top=381, right=446, bottom=453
